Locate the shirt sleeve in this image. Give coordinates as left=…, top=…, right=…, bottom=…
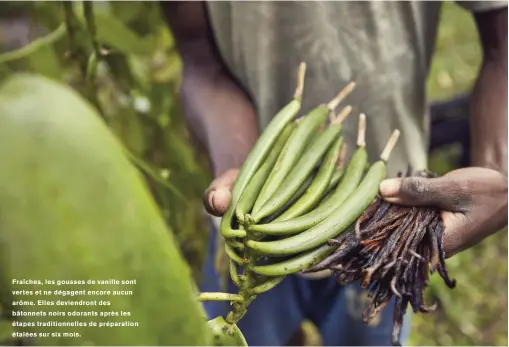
left=456, top=1, right=507, bottom=12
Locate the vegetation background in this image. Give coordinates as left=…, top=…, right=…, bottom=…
left=0, top=1, right=506, bottom=346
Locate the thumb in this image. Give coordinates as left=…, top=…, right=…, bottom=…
left=203, top=169, right=239, bottom=216
left=379, top=176, right=461, bottom=210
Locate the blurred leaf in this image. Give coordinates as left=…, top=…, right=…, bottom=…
left=157, top=23, right=175, bottom=48
left=127, top=151, right=186, bottom=202
left=427, top=2, right=481, bottom=102
left=127, top=55, right=152, bottom=92
left=0, top=64, right=11, bottom=82
left=110, top=2, right=146, bottom=24
left=165, top=132, right=202, bottom=175
left=152, top=52, right=182, bottom=84
left=92, top=11, right=157, bottom=56
left=108, top=106, right=147, bottom=156
left=26, top=44, right=62, bottom=79
left=0, top=319, right=13, bottom=342
left=28, top=2, right=63, bottom=30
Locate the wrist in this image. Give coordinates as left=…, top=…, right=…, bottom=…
left=471, top=146, right=508, bottom=175
left=212, top=156, right=246, bottom=178
left=180, top=66, right=259, bottom=178
left=209, top=131, right=258, bottom=179
left=489, top=174, right=508, bottom=233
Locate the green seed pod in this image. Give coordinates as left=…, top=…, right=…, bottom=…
left=251, top=106, right=329, bottom=214
left=251, top=82, right=356, bottom=216
left=275, top=136, right=344, bottom=221
left=252, top=106, right=352, bottom=223
left=235, top=122, right=296, bottom=223
left=251, top=243, right=335, bottom=277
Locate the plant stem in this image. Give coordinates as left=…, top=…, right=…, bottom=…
left=83, top=1, right=101, bottom=83
left=83, top=2, right=100, bottom=56
left=0, top=24, right=66, bottom=65
left=225, top=232, right=262, bottom=324
left=62, top=1, right=105, bottom=119
left=125, top=149, right=187, bottom=202
left=198, top=292, right=243, bottom=302
left=62, top=1, right=87, bottom=76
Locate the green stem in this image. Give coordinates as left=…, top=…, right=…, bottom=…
left=225, top=227, right=266, bottom=325
left=83, top=1, right=101, bottom=83
left=0, top=24, right=66, bottom=65
left=62, top=1, right=87, bottom=76
left=223, top=220, right=288, bottom=324
left=198, top=292, right=244, bottom=302
left=124, top=149, right=186, bottom=202
left=83, top=2, right=100, bottom=56
left=62, top=1, right=105, bottom=119
left=229, top=260, right=242, bottom=287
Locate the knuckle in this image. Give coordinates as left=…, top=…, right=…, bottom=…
left=448, top=180, right=465, bottom=193
left=447, top=181, right=471, bottom=211
left=404, top=178, right=429, bottom=197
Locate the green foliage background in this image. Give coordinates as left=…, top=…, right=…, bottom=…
left=0, top=2, right=506, bottom=346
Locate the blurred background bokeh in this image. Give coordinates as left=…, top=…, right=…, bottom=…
left=0, top=2, right=506, bottom=345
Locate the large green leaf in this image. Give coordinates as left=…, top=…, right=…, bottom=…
left=0, top=74, right=211, bottom=346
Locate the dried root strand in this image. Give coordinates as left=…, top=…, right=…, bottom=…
left=303, top=169, right=456, bottom=346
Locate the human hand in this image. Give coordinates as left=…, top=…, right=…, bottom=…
left=379, top=167, right=508, bottom=258
left=203, top=169, right=239, bottom=216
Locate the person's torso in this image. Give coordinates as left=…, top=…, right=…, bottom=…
left=206, top=1, right=443, bottom=177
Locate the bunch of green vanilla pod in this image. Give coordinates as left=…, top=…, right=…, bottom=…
left=199, top=63, right=402, bottom=345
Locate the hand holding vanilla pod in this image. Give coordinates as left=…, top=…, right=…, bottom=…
left=304, top=169, right=457, bottom=346
left=198, top=63, right=455, bottom=346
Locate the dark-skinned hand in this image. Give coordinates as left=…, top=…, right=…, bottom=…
left=379, top=167, right=508, bottom=258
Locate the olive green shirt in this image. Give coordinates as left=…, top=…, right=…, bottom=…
left=206, top=0, right=507, bottom=177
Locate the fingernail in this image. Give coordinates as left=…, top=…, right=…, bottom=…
left=213, top=188, right=231, bottom=214
left=379, top=179, right=401, bottom=197
left=208, top=190, right=217, bottom=213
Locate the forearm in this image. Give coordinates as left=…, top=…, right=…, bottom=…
left=470, top=8, right=508, bottom=175
left=470, top=61, right=508, bottom=174
left=162, top=1, right=259, bottom=177
left=180, top=66, right=259, bottom=177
